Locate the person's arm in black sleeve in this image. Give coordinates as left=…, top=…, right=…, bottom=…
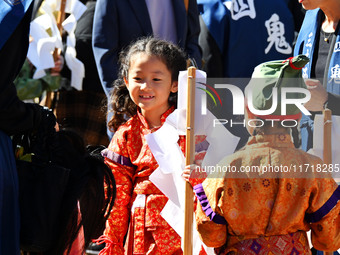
left=325, top=92, right=340, bottom=115
left=198, top=14, right=224, bottom=77
left=92, top=0, right=119, bottom=97
left=185, top=0, right=202, bottom=68
left=0, top=4, right=52, bottom=136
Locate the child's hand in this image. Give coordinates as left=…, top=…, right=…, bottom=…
left=182, top=165, right=194, bottom=182
left=51, top=55, right=64, bottom=75
left=182, top=164, right=207, bottom=187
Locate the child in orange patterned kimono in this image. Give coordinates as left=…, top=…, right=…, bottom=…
left=94, top=37, right=189, bottom=255
left=187, top=55, right=340, bottom=254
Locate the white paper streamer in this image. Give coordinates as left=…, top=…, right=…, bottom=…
left=28, top=15, right=58, bottom=78
left=27, top=0, right=86, bottom=90
left=146, top=70, right=239, bottom=254
left=310, top=114, right=340, bottom=182
left=63, top=13, right=85, bottom=90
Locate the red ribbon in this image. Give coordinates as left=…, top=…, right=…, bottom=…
left=282, top=57, right=303, bottom=70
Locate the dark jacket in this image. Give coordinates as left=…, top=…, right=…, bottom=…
left=294, top=8, right=340, bottom=151
left=0, top=4, right=43, bottom=136
left=92, top=0, right=202, bottom=96
left=198, top=0, right=304, bottom=78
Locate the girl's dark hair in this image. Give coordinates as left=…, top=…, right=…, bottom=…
left=16, top=109, right=115, bottom=255
left=48, top=129, right=116, bottom=255
left=108, top=37, right=187, bottom=131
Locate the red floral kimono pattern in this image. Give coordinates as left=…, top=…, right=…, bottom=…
left=195, top=134, right=340, bottom=254
left=99, top=107, right=207, bottom=255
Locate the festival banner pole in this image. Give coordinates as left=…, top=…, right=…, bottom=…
left=43, top=0, right=67, bottom=108
left=323, top=108, right=332, bottom=166
left=183, top=66, right=196, bottom=255
left=53, top=0, right=67, bottom=61
left=323, top=108, right=333, bottom=255
left=55, top=0, right=67, bottom=36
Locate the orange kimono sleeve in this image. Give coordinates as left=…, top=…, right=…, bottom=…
left=194, top=177, right=228, bottom=248
left=99, top=157, right=134, bottom=255
left=97, top=128, right=135, bottom=255
left=306, top=179, right=340, bottom=252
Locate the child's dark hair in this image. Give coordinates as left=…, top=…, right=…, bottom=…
left=47, top=129, right=116, bottom=255
left=108, top=37, right=187, bottom=131
left=17, top=126, right=116, bottom=255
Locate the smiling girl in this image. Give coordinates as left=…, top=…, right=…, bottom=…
left=96, top=37, right=188, bottom=255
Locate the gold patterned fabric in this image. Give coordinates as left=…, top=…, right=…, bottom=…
left=195, top=134, right=340, bottom=254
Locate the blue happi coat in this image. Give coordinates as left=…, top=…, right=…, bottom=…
left=0, top=0, right=33, bottom=254
left=0, top=0, right=33, bottom=50
left=198, top=0, right=296, bottom=78
left=294, top=8, right=340, bottom=151
left=197, top=0, right=297, bottom=150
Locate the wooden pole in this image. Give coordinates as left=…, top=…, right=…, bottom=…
left=183, top=67, right=196, bottom=255
left=52, top=0, right=67, bottom=62
left=51, top=0, right=66, bottom=61
left=43, top=0, right=67, bottom=108
left=323, top=108, right=332, bottom=165
left=56, top=0, right=67, bottom=34
left=323, top=108, right=333, bottom=255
